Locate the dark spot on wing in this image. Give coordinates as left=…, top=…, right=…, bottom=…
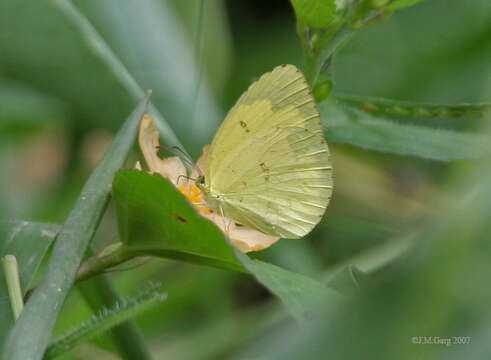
left=239, top=120, right=250, bottom=133
left=260, top=162, right=269, bottom=172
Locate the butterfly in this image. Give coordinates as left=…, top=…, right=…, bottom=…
left=196, top=64, right=333, bottom=239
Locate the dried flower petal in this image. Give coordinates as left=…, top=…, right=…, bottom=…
left=138, top=114, right=186, bottom=185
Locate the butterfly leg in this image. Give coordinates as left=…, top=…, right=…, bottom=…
left=219, top=205, right=232, bottom=237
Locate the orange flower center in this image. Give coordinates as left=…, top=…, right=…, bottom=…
left=177, top=184, right=212, bottom=215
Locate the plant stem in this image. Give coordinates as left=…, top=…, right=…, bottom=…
left=46, top=282, right=165, bottom=360
left=1, top=255, right=24, bottom=321
left=316, top=25, right=354, bottom=79
left=77, top=274, right=153, bottom=360
left=304, top=53, right=320, bottom=87
left=76, top=243, right=136, bottom=283
left=303, top=25, right=354, bottom=88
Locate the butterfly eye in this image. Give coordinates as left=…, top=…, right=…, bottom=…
left=196, top=176, right=205, bottom=187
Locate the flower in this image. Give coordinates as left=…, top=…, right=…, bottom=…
left=137, top=114, right=280, bottom=253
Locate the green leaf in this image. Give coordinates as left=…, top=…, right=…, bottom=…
left=290, top=0, right=336, bottom=29
left=113, top=170, right=340, bottom=322
left=333, top=93, right=491, bottom=118
left=3, top=94, right=150, bottom=360
left=236, top=253, right=342, bottom=323
left=113, top=170, right=245, bottom=272
left=387, top=0, right=427, bottom=11
left=323, top=103, right=491, bottom=161
left=0, top=220, right=59, bottom=352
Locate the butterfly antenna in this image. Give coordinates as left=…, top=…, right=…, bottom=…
left=176, top=174, right=197, bottom=187
left=156, top=145, right=195, bottom=169
left=170, top=145, right=204, bottom=176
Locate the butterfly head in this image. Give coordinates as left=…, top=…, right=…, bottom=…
left=196, top=175, right=206, bottom=191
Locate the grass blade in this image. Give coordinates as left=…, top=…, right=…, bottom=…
left=52, top=0, right=187, bottom=157
left=333, top=93, right=491, bottom=119
left=323, top=103, right=491, bottom=161
left=3, top=94, right=150, bottom=360
left=1, top=255, right=24, bottom=321
left=0, top=220, right=58, bottom=352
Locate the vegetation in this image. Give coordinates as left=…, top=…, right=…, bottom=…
left=1, top=0, right=490, bottom=359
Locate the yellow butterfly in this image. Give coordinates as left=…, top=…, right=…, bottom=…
left=196, top=64, right=333, bottom=239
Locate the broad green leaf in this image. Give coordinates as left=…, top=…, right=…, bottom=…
left=0, top=220, right=59, bottom=352
left=291, top=0, right=336, bottom=29
left=112, top=170, right=245, bottom=272
left=3, top=95, right=150, bottom=360
left=236, top=253, right=342, bottom=323
left=387, top=0, right=427, bottom=11
left=323, top=103, right=491, bottom=161
left=113, top=170, right=340, bottom=322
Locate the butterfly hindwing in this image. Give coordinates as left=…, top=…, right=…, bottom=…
left=205, top=65, right=333, bottom=238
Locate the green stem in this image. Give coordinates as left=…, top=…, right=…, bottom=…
left=304, top=25, right=354, bottom=88
left=2, top=255, right=24, bottom=321
left=46, top=282, right=165, bottom=360
left=76, top=243, right=136, bottom=283
left=76, top=245, right=152, bottom=360
left=304, top=53, right=320, bottom=87
left=334, top=93, right=491, bottom=118
left=296, top=21, right=318, bottom=86
left=316, top=25, right=354, bottom=78
left=77, top=274, right=153, bottom=360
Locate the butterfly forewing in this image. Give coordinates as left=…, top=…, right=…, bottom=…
left=205, top=65, right=333, bottom=238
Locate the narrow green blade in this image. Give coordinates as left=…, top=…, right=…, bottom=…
left=3, top=94, right=150, bottom=360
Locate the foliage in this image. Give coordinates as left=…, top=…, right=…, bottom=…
left=0, top=0, right=490, bottom=359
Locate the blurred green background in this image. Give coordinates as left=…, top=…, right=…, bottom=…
left=0, top=0, right=490, bottom=359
